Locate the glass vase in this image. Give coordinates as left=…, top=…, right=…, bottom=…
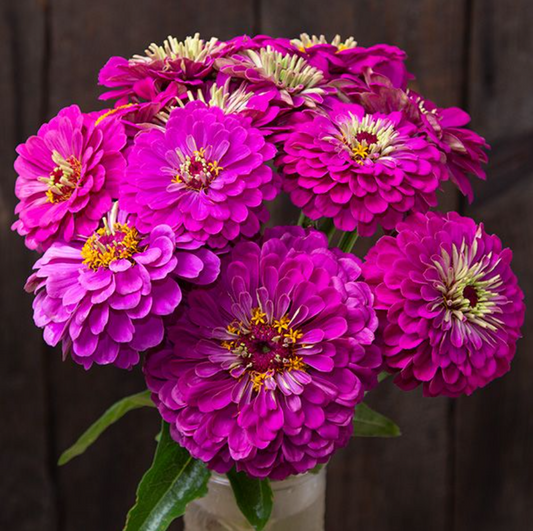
left=184, top=467, right=327, bottom=531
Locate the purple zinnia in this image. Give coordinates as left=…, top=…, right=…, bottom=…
left=278, top=102, right=446, bottom=236
left=363, top=212, right=525, bottom=397
left=144, top=227, right=381, bottom=479
left=25, top=206, right=220, bottom=369
left=13, top=105, right=126, bottom=251
left=120, top=101, right=279, bottom=249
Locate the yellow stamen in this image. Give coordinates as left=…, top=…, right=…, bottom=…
left=81, top=223, right=141, bottom=271
left=351, top=143, right=369, bottom=164
left=273, top=315, right=290, bottom=333
left=285, top=327, right=304, bottom=343
left=208, top=160, right=224, bottom=176
left=221, top=341, right=235, bottom=351
left=250, top=371, right=274, bottom=392
left=284, top=356, right=306, bottom=371
left=251, top=307, right=267, bottom=325
left=227, top=323, right=239, bottom=335
left=95, top=104, right=135, bottom=126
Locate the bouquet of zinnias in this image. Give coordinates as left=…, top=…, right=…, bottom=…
left=13, top=33, right=525, bottom=530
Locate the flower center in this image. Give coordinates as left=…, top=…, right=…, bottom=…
left=133, top=33, right=222, bottom=64
left=247, top=47, right=325, bottom=93
left=291, top=33, right=357, bottom=53
left=336, top=114, right=399, bottom=165
left=431, top=238, right=505, bottom=332
left=222, top=307, right=307, bottom=392
left=173, top=148, right=223, bottom=191
left=81, top=222, right=141, bottom=271
left=462, top=285, right=479, bottom=308
left=40, top=151, right=82, bottom=203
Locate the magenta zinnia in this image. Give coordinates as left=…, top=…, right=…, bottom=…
left=279, top=102, right=445, bottom=236
left=120, top=101, right=279, bottom=249
left=25, top=206, right=220, bottom=369
left=13, top=105, right=126, bottom=251
left=409, top=92, right=489, bottom=202
left=363, top=212, right=525, bottom=397
left=99, top=33, right=224, bottom=104
left=144, top=227, right=381, bottom=479
left=290, top=34, right=411, bottom=92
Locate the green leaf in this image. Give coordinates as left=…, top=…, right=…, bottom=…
left=227, top=469, right=273, bottom=531
left=124, top=422, right=210, bottom=531
left=378, top=371, right=391, bottom=383
left=58, top=390, right=155, bottom=466
left=353, top=403, right=401, bottom=438
left=309, top=463, right=324, bottom=475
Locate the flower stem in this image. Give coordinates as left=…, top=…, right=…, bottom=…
left=327, top=224, right=337, bottom=245
left=317, top=218, right=336, bottom=244
left=338, top=230, right=359, bottom=253
left=297, top=211, right=306, bottom=227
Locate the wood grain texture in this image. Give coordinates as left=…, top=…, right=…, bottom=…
left=0, top=1, right=56, bottom=530
left=455, top=1, right=533, bottom=529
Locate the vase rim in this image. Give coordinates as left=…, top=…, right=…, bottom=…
left=210, top=466, right=326, bottom=490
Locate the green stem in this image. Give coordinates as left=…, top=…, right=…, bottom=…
left=338, top=230, right=359, bottom=253
left=297, top=211, right=306, bottom=227
left=327, top=225, right=337, bottom=245
left=317, top=218, right=336, bottom=244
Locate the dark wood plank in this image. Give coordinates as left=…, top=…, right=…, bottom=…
left=0, top=1, right=57, bottom=530
left=260, top=2, right=467, bottom=530
left=456, top=2, right=533, bottom=529
left=46, top=2, right=256, bottom=530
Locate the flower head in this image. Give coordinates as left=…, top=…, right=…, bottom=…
left=354, top=83, right=489, bottom=202
left=25, top=205, right=220, bottom=369
left=120, top=101, right=279, bottom=249
left=409, top=92, right=489, bottom=201
left=278, top=103, right=446, bottom=236
left=99, top=34, right=224, bottom=103
left=289, top=33, right=360, bottom=75
left=363, top=212, right=525, bottom=397
left=144, top=227, right=381, bottom=479
left=13, top=105, right=126, bottom=251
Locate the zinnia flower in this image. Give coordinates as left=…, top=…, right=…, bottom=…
left=355, top=83, right=489, bottom=202
left=25, top=205, right=220, bottom=369
left=13, top=105, right=126, bottom=251
left=363, top=212, right=525, bottom=397
left=99, top=33, right=224, bottom=104
left=291, top=34, right=411, bottom=91
left=144, top=227, right=381, bottom=479
left=120, top=101, right=279, bottom=249
left=154, top=79, right=281, bottom=132
left=278, top=102, right=446, bottom=236
left=409, top=92, right=488, bottom=201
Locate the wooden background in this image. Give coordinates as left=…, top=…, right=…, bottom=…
left=1, top=1, right=532, bottom=530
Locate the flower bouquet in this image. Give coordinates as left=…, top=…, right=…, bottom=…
left=13, top=33, right=525, bottom=531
